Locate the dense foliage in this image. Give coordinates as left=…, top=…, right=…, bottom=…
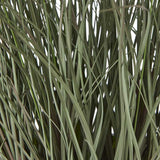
left=0, top=0, right=160, bottom=160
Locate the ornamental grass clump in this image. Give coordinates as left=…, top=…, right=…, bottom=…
left=0, top=0, right=160, bottom=160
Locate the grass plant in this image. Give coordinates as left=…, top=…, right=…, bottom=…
left=0, top=0, right=160, bottom=160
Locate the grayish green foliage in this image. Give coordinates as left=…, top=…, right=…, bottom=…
left=0, top=0, right=160, bottom=160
